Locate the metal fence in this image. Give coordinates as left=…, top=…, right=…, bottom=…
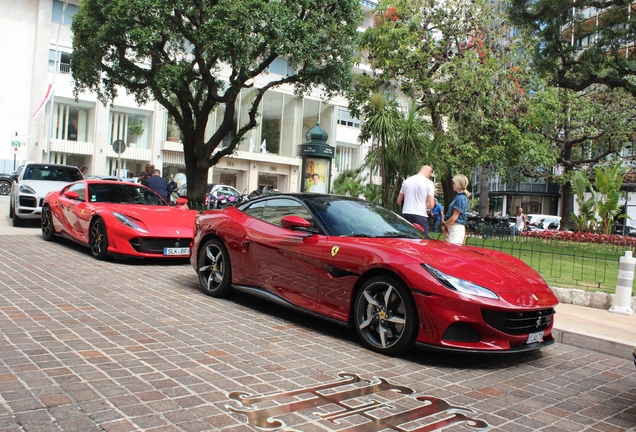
left=428, top=228, right=633, bottom=293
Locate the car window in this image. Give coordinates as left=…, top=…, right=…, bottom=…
left=261, top=198, right=315, bottom=227
left=88, top=184, right=167, bottom=205
left=68, top=183, right=86, bottom=201
left=306, top=197, right=425, bottom=238
left=23, top=165, right=82, bottom=182
left=243, top=200, right=265, bottom=219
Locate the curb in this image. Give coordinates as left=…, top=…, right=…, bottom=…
left=552, top=327, right=634, bottom=359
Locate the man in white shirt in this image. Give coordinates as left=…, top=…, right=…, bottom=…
left=397, top=165, right=435, bottom=235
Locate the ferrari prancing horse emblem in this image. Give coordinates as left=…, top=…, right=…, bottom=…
left=331, top=246, right=340, bottom=257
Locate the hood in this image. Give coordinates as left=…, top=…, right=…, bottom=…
left=103, top=204, right=198, bottom=233
left=354, top=237, right=556, bottom=306
left=22, top=180, right=70, bottom=196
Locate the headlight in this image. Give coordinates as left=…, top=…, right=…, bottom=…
left=19, top=183, right=36, bottom=194
left=421, top=264, right=499, bottom=299
left=113, top=212, right=149, bottom=233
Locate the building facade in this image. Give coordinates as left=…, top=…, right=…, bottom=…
left=0, top=0, right=378, bottom=193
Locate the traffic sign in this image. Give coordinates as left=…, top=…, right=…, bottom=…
left=112, top=139, right=126, bottom=154
left=11, top=140, right=20, bottom=154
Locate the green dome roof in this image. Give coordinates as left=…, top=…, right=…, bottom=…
left=305, top=123, right=328, bottom=143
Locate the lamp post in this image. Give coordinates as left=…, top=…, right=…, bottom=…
left=46, top=1, right=67, bottom=163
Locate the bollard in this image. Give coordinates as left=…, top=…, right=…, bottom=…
left=609, top=251, right=635, bottom=316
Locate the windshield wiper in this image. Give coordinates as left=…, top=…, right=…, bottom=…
left=375, top=233, right=418, bottom=238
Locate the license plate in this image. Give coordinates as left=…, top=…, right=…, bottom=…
left=526, top=331, right=544, bottom=344
left=163, top=247, right=190, bottom=256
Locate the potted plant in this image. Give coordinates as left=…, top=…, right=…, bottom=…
left=128, top=120, right=144, bottom=137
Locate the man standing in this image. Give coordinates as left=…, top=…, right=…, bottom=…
left=397, top=165, right=435, bottom=235
left=138, top=163, right=151, bottom=184
left=432, top=198, right=443, bottom=232
left=144, top=169, right=173, bottom=202
left=514, top=206, right=527, bottom=235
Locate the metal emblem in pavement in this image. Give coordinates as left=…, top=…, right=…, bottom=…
left=226, top=372, right=488, bottom=430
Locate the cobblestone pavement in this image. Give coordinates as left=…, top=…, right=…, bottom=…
left=0, top=234, right=634, bottom=432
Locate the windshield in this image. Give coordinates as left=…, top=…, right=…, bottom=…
left=88, top=183, right=167, bottom=205
left=23, top=165, right=82, bottom=182
left=305, top=196, right=426, bottom=239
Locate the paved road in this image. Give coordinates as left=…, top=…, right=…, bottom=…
left=0, top=196, right=634, bottom=431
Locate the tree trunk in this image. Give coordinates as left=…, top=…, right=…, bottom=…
left=182, top=137, right=210, bottom=205
left=561, top=179, right=574, bottom=230
left=441, top=173, right=454, bottom=214
left=479, top=163, right=490, bottom=216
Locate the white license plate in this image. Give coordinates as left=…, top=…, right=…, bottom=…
left=163, top=247, right=190, bottom=256
left=526, top=331, right=544, bottom=344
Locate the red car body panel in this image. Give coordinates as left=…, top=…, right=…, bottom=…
left=191, top=199, right=559, bottom=353
left=44, top=180, right=198, bottom=258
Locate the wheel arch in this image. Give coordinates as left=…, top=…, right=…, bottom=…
left=348, top=268, right=418, bottom=325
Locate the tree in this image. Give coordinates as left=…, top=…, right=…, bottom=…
left=350, top=0, right=552, bottom=213
left=508, top=0, right=636, bottom=97
left=509, top=1, right=636, bottom=227
left=70, top=0, right=362, bottom=202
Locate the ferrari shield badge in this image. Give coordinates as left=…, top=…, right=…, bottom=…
left=331, top=246, right=340, bottom=257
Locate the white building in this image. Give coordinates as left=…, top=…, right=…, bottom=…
left=0, top=0, right=378, bottom=193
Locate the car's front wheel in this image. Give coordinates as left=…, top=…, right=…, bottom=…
left=90, top=218, right=109, bottom=260
left=0, top=180, right=10, bottom=196
left=41, top=205, right=56, bottom=241
left=354, top=276, right=418, bottom=355
left=197, top=238, right=232, bottom=297
left=12, top=203, right=25, bottom=227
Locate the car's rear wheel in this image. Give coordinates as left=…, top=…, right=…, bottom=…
left=354, top=276, right=418, bottom=355
left=0, top=180, right=10, bottom=196
left=41, top=205, right=56, bottom=241
left=197, top=238, right=232, bottom=297
left=90, top=218, right=109, bottom=260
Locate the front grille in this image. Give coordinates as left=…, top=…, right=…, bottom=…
left=19, top=196, right=37, bottom=208
left=442, top=323, right=482, bottom=342
left=130, top=238, right=190, bottom=254
left=482, top=308, right=555, bottom=335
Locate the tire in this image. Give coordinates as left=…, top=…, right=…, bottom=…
left=12, top=206, right=25, bottom=227
left=9, top=198, right=14, bottom=218
left=89, top=218, right=109, bottom=260
left=354, top=276, right=418, bottom=355
left=197, top=238, right=232, bottom=297
left=41, top=205, right=56, bottom=241
left=0, top=180, right=10, bottom=196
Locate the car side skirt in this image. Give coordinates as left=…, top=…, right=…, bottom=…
left=232, top=284, right=350, bottom=328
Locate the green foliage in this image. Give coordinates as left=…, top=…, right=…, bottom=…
left=70, top=0, right=362, bottom=202
left=570, top=170, right=597, bottom=232
left=332, top=169, right=366, bottom=198
left=127, top=120, right=144, bottom=136
left=595, top=163, right=627, bottom=235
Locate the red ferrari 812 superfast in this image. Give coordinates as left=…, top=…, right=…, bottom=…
left=42, top=180, right=197, bottom=260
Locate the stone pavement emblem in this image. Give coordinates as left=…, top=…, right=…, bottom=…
left=227, top=372, right=488, bottom=430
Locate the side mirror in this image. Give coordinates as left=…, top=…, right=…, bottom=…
left=64, top=191, right=80, bottom=200
left=175, top=197, right=188, bottom=206
left=281, top=215, right=312, bottom=230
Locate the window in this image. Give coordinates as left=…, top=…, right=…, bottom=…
left=337, top=108, right=360, bottom=128
left=52, top=1, right=79, bottom=25
left=49, top=50, right=71, bottom=74
left=68, top=182, right=86, bottom=201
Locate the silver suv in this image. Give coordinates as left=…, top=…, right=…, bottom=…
left=9, top=163, right=83, bottom=227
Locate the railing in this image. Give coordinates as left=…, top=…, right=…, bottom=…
left=428, top=229, right=631, bottom=293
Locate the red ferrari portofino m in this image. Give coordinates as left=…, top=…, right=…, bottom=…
left=191, top=193, right=558, bottom=355
left=42, top=180, right=197, bottom=260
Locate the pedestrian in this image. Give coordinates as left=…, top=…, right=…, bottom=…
left=143, top=169, right=173, bottom=202
left=397, top=165, right=435, bottom=235
left=432, top=198, right=443, bottom=232
left=514, top=206, right=527, bottom=235
left=441, top=174, right=470, bottom=245
left=138, top=163, right=151, bottom=184
left=80, top=165, right=88, bottom=178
